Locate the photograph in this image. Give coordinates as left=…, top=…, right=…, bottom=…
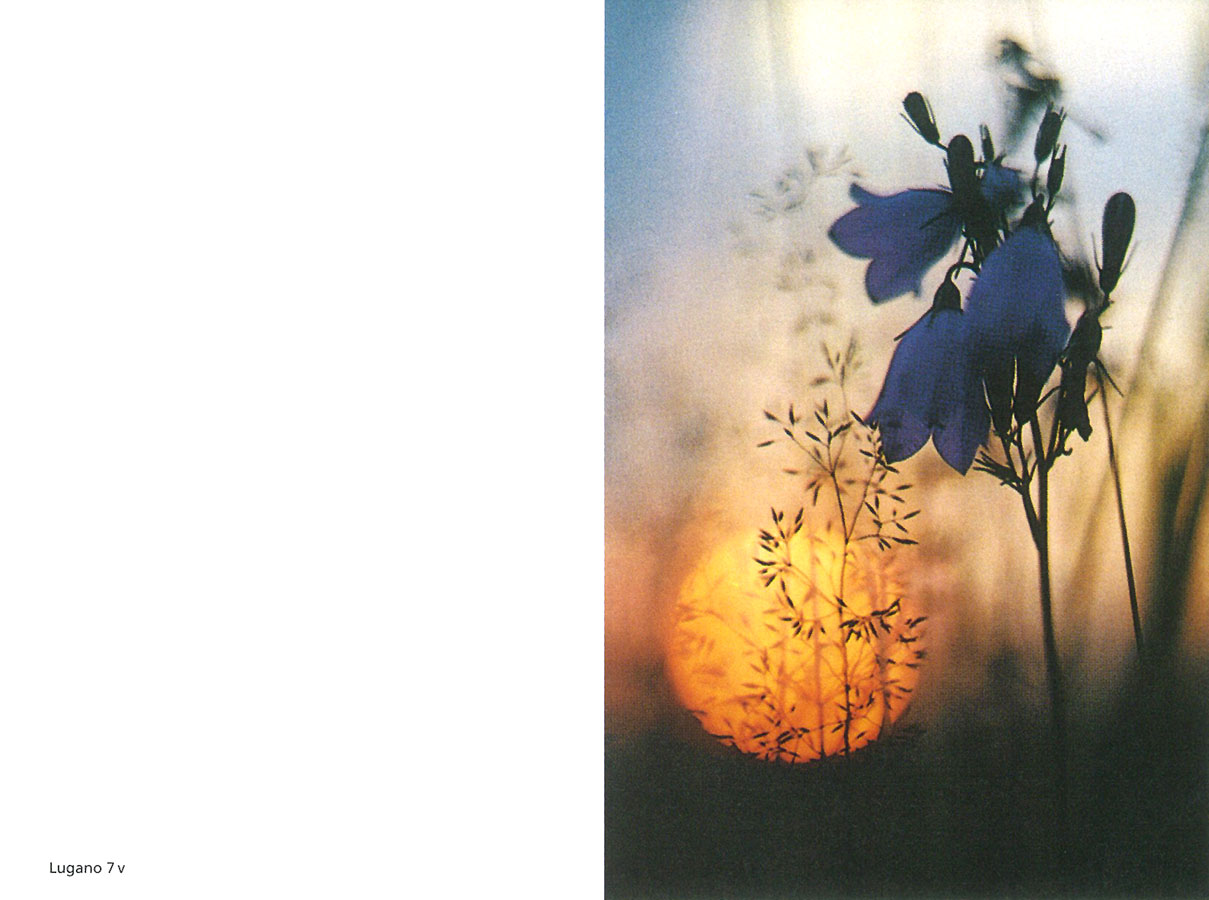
left=605, top=1, right=1209, bottom=895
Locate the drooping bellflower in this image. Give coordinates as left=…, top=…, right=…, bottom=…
left=963, top=206, right=1070, bottom=433
left=866, top=281, right=990, bottom=474
left=828, top=161, right=1023, bottom=304
left=828, top=185, right=960, bottom=303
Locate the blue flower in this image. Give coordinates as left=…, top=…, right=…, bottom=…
left=828, top=165, right=1024, bottom=304
left=828, top=186, right=960, bottom=304
left=980, top=163, right=1026, bottom=211
left=867, top=300, right=989, bottom=474
left=963, top=222, right=1069, bottom=431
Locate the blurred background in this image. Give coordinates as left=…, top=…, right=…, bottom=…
left=605, top=1, right=1209, bottom=895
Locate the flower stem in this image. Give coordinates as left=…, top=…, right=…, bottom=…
left=1029, top=415, right=1068, bottom=836
left=1097, top=371, right=1143, bottom=660
left=1000, top=432, right=1041, bottom=534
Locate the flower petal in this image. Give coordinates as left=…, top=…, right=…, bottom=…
left=931, top=365, right=990, bottom=474
left=964, top=225, right=1070, bottom=422
left=868, top=307, right=988, bottom=473
left=924, top=309, right=988, bottom=473
left=965, top=227, right=1065, bottom=349
left=872, top=406, right=930, bottom=465
left=868, top=310, right=951, bottom=463
left=980, top=163, right=1025, bottom=212
left=828, top=186, right=961, bottom=303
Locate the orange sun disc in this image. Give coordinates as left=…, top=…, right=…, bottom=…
left=664, top=525, right=924, bottom=762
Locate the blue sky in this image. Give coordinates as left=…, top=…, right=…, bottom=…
left=605, top=1, right=686, bottom=297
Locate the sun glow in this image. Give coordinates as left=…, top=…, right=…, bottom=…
left=665, top=525, right=924, bottom=762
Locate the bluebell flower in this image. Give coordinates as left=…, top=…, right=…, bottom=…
left=867, top=284, right=990, bottom=474
left=963, top=219, right=1070, bottom=431
left=829, top=165, right=1024, bottom=304
left=981, top=163, right=1026, bottom=211
left=828, top=185, right=960, bottom=303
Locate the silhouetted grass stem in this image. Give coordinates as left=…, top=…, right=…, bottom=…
left=1098, top=372, right=1143, bottom=659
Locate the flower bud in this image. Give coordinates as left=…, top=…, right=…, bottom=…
left=1020, top=195, right=1049, bottom=230
left=932, top=277, right=962, bottom=313
left=1046, top=145, right=1066, bottom=199
left=1034, top=105, right=1065, bottom=164
left=1064, top=307, right=1103, bottom=370
left=1056, top=309, right=1102, bottom=441
left=1099, top=192, right=1135, bottom=296
left=946, top=134, right=978, bottom=203
left=1057, top=365, right=1093, bottom=440
left=902, top=92, right=940, bottom=145
left=980, top=124, right=995, bottom=162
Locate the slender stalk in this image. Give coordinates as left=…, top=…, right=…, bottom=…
left=1029, top=415, right=1068, bottom=835
left=1000, top=432, right=1041, bottom=536
left=1097, top=371, right=1143, bottom=659
left=830, top=463, right=853, bottom=755
left=821, top=425, right=861, bottom=755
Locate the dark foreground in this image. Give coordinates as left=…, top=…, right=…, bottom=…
left=606, top=665, right=1209, bottom=898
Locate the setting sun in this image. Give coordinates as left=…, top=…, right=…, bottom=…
left=665, top=524, right=924, bottom=762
